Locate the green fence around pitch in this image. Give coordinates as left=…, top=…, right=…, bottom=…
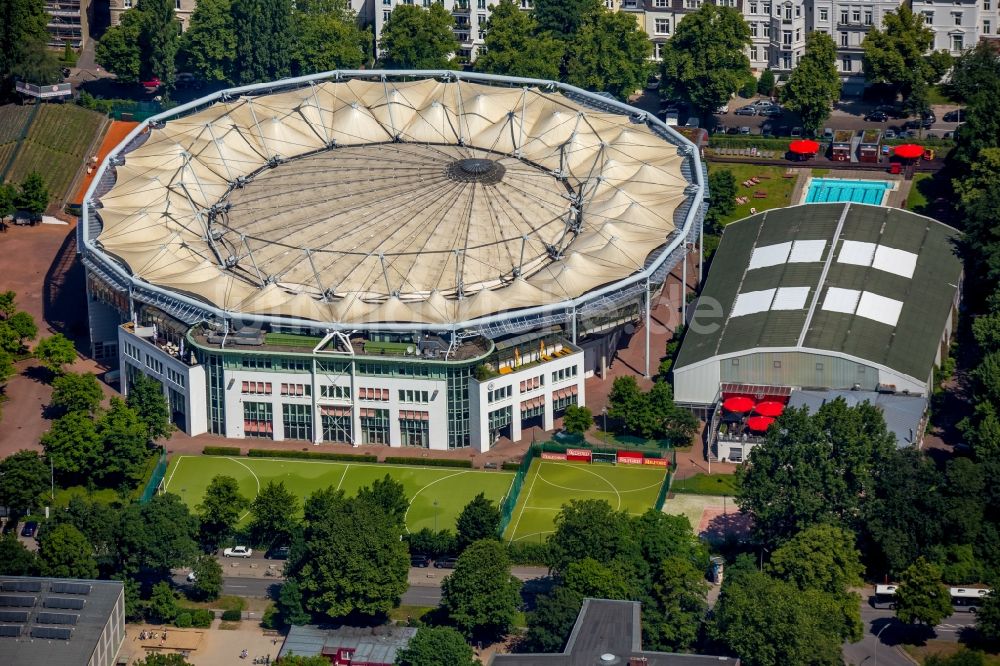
left=138, top=451, right=168, bottom=504
left=653, top=447, right=678, bottom=512
left=497, top=445, right=538, bottom=537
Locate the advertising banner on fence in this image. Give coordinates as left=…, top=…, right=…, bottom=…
left=617, top=452, right=645, bottom=465
left=541, top=452, right=567, bottom=461
left=643, top=458, right=670, bottom=467
left=566, top=448, right=593, bottom=462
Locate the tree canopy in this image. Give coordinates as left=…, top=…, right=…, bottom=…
left=49, top=372, right=103, bottom=416
left=474, top=0, right=563, bottom=80
left=126, top=373, right=171, bottom=440
left=96, top=0, right=180, bottom=85
left=0, top=450, right=49, bottom=515
left=378, top=4, right=457, bottom=70
left=197, top=474, right=248, bottom=548
left=249, top=480, right=299, bottom=548
left=34, top=333, right=76, bottom=374
left=39, top=523, right=98, bottom=580
left=861, top=5, right=951, bottom=103
left=895, top=556, right=953, bottom=626
left=177, top=0, right=236, bottom=83
left=117, top=493, right=199, bottom=575
left=781, top=31, right=840, bottom=134
left=395, top=625, right=477, bottom=666
left=231, top=0, right=293, bottom=84
left=564, top=10, right=652, bottom=101
left=16, top=171, right=48, bottom=215
left=440, top=538, right=522, bottom=639
left=0, top=0, right=52, bottom=89
left=455, top=492, right=500, bottom=551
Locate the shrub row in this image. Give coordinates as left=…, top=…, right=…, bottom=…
left=383, top=457, right=472, bottom=468
left=174, top=609, right=213, bottom=628
left=247, top=449, right=377, bottom=463
left=203, top=446, right=241, bottom=456
left=501, top=461, right=521, bottom=471
left=221, top=609, right=242, bottom=622
left=506, top=541, right=550, bottom=566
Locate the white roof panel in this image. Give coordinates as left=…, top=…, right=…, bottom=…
left=771, top=286, right=810, bottom=311
left=788, top=239, right=826, bottom=263
left=731, top=289, right=776, bottom=317
left=748, top=242, right=792, bottom=270
left=872, top=245, right=918, bottom=279
left=822, top=287, right=861, bottom=314
left=856, top=291, right=903, bottom=327
left=838, top=240, right=877, bottom=267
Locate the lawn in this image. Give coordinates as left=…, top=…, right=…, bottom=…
left=164, top=455, right=514, bottom=533
left=671, top=473, right=740, bottom=496
left=503, top=459, right=669, bottom=544
left=707, top=163, right=797, bottom=225
left=906, top=172, right=933, bottom=212
left=904, top=642, right=1000, bottom=665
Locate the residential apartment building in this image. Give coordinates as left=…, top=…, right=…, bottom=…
left=44, top=0, right=89, bottom=49
left=109, top=0, right=196, bottom=30
left=911, top=0, right=984, bottom=55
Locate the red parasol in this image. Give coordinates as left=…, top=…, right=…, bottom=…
left=747, top=415, right=776, bottom=432
left=893, top=144, right=924, bottom=159
left=722, top=396, right=755, bottom=413
left=754, top=401, right=785, bottom=417
left=788, top=139, right=820, bottom=155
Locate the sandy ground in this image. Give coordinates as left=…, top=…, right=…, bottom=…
left=661, top=492, right=751, bottom=543
left=118, top=620, right=281, bottom=666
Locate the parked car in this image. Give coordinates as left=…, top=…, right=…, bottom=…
left=20, top=521, right=37, bottom=538
left=943, top=109, right=964, bottom=123
left=760, top=105, right=784, bottom=118
left=186, top=571, right=197, bottom=582
left=904, top=112, right=935, bottom=129
left=266, top=545, right=290, bottom=560
left=875, top=104, right=906, bottom=118
left=942, top=130, right=955, bottom=139
left=726, top=126, right=740, bottom=134
left=434, top=557, right=459, bottom=569
left=884, top=129, right=897, bottom=139
left=410, top=554, right=431, bottom=568
left=140, top=77, right=162, bottom=90
left=790, top=127, right=802, bottom=137
left=646, top=75, right=660, bottom=91
left=223, top=546, right=253, bottom=558
left=823, top=128, right=834, bottom=139
left=734, top=105, right=757, bottom=116
left=777, top=125, right=790, bottom=136
left=864, top=110, right=889, bottom=122
left=738, top=126, right=751, bottom=135
left=716, top=103, right=730, bottom=113
left=713, top=123, right=726, bottom=134
left=751, top=99, right=775, bottom=108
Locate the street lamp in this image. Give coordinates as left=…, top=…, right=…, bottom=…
left=874, top=622, right=890, bottom=666
left=602, top=407, right=607, bottom=436
left=433, top=499, right=438, bottom=532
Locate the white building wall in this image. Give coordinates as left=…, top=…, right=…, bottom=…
left=912, top=0, right=980, bottom=55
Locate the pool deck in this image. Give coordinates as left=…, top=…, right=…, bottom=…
left=789, top=168, right=911, bottom=208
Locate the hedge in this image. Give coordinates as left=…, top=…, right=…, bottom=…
left=191, top=609, right=214, bottom=628
left=247, top=449, right=378, bottom=463
left=221, top=609, right=242, bottom=622
left=501, top=461, right=521, bottom=471
left=506, top=541, right=550, bottom=566
left=383, top=457, right=473, bottom=468
left=203, top=446, right=241, bottom=456
left=174, top=612, right=192, bottom=628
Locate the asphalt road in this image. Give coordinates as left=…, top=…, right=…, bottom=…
left=842, top=606, right=976, bottom=666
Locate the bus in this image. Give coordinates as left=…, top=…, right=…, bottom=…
left=950, top=587, right=991, bottom=613
left=871, top=584, right=898, bottom=609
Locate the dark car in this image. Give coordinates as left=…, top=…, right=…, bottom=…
left=943, top=109, right=964, bottom=123
left=266, top=545, right=290, bottom=560
left=410, top=554, right=431, bottom=568
left=865, top=110, right=889, bottom=122
left=904, top=113, right=935, bottom=130
left=760, top=105, right=784, bottom=118
left=777, top=125, right=790, bottom=136
left=434, top=557, right=459, bottom=569
left=875, top=104, right=906, bottom=118
left=20, top=521, right=37, bottom=538
left=734, top=105, right=757, bottom=116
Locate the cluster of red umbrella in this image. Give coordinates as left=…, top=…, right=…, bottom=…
left=788, top=139, right=820, bottom=156
left=722, top=396, right=786, bottom=433
left=892, top=144, right=924, bottom=160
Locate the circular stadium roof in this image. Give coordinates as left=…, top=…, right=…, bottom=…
left=92, top=75, right=697, bottom=327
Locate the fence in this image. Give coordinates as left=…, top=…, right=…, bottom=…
left=653, top=447, right=678, bottom=512
left=138, top=450, right=168, bottom=504
left=497, top=445, right=540, bottom=538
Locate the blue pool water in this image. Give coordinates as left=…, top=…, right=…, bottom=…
left=805, top=178, right=893, bottom=205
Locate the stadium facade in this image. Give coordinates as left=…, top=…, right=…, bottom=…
left=80, top=71, right=705, bottom=451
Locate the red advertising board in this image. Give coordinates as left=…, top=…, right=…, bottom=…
left=540, top=452, right=567, bottom=461
left=565, top=448, right=593, bottom=462
left=643, top=458, right=670, bottom=467
left=617, top=452, right=645, bottom=465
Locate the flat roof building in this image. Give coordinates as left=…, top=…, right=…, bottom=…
left=278, top=624, right=417, bottom=666
left=0, top=576, right=125, bottom=666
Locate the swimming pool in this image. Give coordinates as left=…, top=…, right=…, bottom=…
left=803, top=178, right=895, bottom=205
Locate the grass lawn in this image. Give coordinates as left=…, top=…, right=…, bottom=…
left=164, top=455, right=514, bottom=533
left=906, top=172, right=933, bottom=212
left=503, top=459, right=669, bottom=544
left=926, top=85, right=957, bottom=106
left=904, top=642, right=1000, bottom=665
left=671, top=473, right=740, bottom=496
left=707, top=163, right=797, bottom=224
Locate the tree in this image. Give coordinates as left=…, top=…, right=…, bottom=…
left=126, top=373, right=171, bottom=440
left=0, top=183, right=15, bottom=219
left=547, top=499, right=636, bottom=573
left=895, top=557, right=953, bottom=626
left=766, top=523, right=864, bottom=595
left=41, top=411, right=101, bottom=479
left=564, top=10, right=652, bottom=101
left=277, top=578, right=311, bottom=626
left=562, top=557, right=636, bottom=600
left=52, top=496, right=121, bottom=569
left=97, top=398, right=153, bottom=485
left=96, top=9, right=144, bottom=83
left=0, top=450, right=49, bottom=515
left=147, top=581, right=180, bottom=623
left=117, top=493, right=199, bottom=575
left=532, top=0, right=601, bottom=39
left=177, top=0, right=236, bottom=83
left=133, top=654, right=192, bottom=666
left=948, top=43, right=1000, bottom=170
left=395, top=626, right=477, bottom=666
left=607, top=375, right=646, bottom=434
left=455, top=492, right=501, bottom=551
left=406, top=528, right=456, bottom=558
left=138, top=0, right=180, bottom=88
left=757, top=68, right=775, bottom=96
left=190, top=555, right=223, bottom=600
left=561, top=404, right=592, bottom=435
left=975, top=586, right=1000, bottom=643
left=441, top=539, right=522, bottom=639
left=378, top=4, right=457, bottom=69
left=0, top=0, right=50, bottom=85
left=524, top=586, right=583, bottom=652
left=16, top=171, right=48, bottom=215
left=705, top=169, right=736, bottom=233
left=781, top=31, right=840, bottom=135
left=290, top=0, right=368, bottom=76
left=660, top=5, right=752, bottom=120
left=292, top=495, right=408, bottom=619
left=861, top=5, right=951, bottom=104
left=34, top=333, right=76, bottom=373
left=642, top=556, right=709, bottom=652
left=647, top=380, right=698, bottom=445
left=38, top=523, right=98, bottom=579
left=0, top=533, right=38, bottom=575
left=50, top=372, right=103, bottom=416
left=356, top=474, right=409, bottom=527
left=249, top=481, right=299, bottom=548
left=7, top=311, right=37, bottom=344
left=275, top=657, right=332, bottom=666
left=231, top=0, right=294, bottom=84
left=474, top=0, right=563, bottom=80
left=198, top=474, right=248, bottom=548
left=956, top=149, right=1000, bottom=300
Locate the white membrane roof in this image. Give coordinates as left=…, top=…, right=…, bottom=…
left=856, top=291, right=904, bottom=326
left=731, top=289, right=776, bottom=317
left=838, top=240, right=918, bottom=279
left=94, top=78, right=691, bottom=325
left=822, top=287, right=862, bottom=314
left=771, top=286, right=811, bottom=310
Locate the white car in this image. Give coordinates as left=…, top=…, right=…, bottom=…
left=223, top=546, right=253, bottom=558
left=186, top=571, right=197, bottom=582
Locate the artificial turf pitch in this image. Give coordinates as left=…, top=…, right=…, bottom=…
left=164, top=456, right=514, bottom=533
left=503, top=459, right=669, bottom=544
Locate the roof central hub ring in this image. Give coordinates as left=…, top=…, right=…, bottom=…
left=447, top=158, right=506, bottom=184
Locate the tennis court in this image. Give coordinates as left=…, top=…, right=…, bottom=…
left=504, top=459, right=669, bottom=544
left=163, top=455, right=514, bottom=533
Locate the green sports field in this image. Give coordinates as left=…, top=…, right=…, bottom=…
left=503, top=459, right=669, bottom=544
left=164, top=456, right=514, bottom=533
